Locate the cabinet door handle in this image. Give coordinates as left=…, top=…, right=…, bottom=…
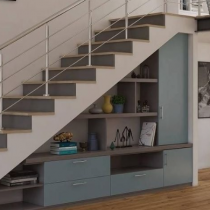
left=135, top=174, right=146, bottom=177
left=73, top=160, right=87, bottom=164
left=72, top=182, right=87, bottom=186
left=160, top=106, right=164, bottom=119
left=165, top=154, right=168, bottom=166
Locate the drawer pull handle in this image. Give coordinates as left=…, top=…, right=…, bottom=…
left=72, top=182, right=87, bottom=186
left=73, top=160, right=87, bottom=164
left=135, top=174, right=146, bottom=177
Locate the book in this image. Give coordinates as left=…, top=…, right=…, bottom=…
left=4, top=170, right=37, bottom=179
left=1, top=177, right=37, bottom=184
left=0, top=180, right=37, bottom=187
left=50, top=146, right=77, bottom=152
left=2, top=175, right=38, bottom=180
left=50, top=150, right=77, bottom=155
left=50, top=142, right=77, bottom=148
left=139, top=122, right=156, bottom=147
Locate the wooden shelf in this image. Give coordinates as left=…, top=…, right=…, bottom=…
left=111, top=166, right=162, bottom=175
left=0, top=183, right=43, bottom=193
left=24, top=144, right=193, bottom=165
left=77, top=112, right=157, bottom=119
left=0, top=202, right=42, bottom=210
left=120, top=78, right=158, bottom=83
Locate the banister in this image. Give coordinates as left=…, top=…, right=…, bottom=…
left=0, top=0, right=87, bottom=50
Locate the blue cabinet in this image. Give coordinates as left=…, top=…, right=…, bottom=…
left=158, top=33, right=188, bottom=145
left=163, top=148, right=193, bottom=187
left=111, top=169, right=163, bottom=195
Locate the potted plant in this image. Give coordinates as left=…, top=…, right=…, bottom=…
left=112, top=95, right=126, bottom=113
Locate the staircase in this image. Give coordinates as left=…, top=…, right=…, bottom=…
left=0, top=11, right=195, bottom=179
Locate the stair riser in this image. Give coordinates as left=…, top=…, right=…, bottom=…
left=23, top=84, right=76, bottom=96
left=42, top=69, right=96, bottom=81
left=197, top=18, right=210, bottom=31
left=0, top=135, right=7, bottom=149
left=61, top=55, right=115, bottom=67
left=95, top=27, right=149, bottom=42
left=3, top=99, right=54, bottom=112
left=2, top=115, right=32, bottom=130
left=78, top=42, right=133, bottom=54
left=110, top=14, right=165, bottom=28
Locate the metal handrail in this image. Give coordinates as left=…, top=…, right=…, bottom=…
left=0, top=0, right=87, bottom=51
left=1, top=0, right=128, bottom=85
left=0, top=0, right=204, bottom=129
left=0, top=1, right=165, bottom=115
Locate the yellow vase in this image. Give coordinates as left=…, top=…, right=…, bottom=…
left=102, top=95, right=113, bottom=114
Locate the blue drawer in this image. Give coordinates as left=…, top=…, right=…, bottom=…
left=111, top=169, right=163, bottom=195
left=43, top=156, right=110, bottom=183
left=44, top=176, right=110, bottom=206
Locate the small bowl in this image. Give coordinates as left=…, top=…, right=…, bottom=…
left=79, top=142, right=88, bottom=152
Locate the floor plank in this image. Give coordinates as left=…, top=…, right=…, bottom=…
left=55, top=169, right=210, bottom=210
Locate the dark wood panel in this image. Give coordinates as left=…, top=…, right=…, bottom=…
left=24, top=144, right=193, bottom=165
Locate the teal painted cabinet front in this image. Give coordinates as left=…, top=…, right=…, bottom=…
left=158, top=33, right=188, bottom=145
left=164, top=148, right=193, bottom=187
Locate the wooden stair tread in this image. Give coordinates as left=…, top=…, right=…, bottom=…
left=3, top=112, right=55, bottom=116
left=78, top=39, right=149, bottom=46
left=195, top=15, right=210, bottom=20
left=0, top=148, right=8, bottom=152
left=3, top=96, right=77, bottom=99
left=42, top=66, right=115, bottom=71
left=94, top=24, right=165, bottom=33
left=0, top=129, right=32, bottom=134
left=23, top=81, right=96, bottom=85
left=63, top=52, right=133, bottom=58
left=110, top=12, right=194, bottom=22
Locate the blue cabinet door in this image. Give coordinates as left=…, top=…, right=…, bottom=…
left=158, top=33, right=188, bottom=145
left=164, top=148, right=193, bottom=187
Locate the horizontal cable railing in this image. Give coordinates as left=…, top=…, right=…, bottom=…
left=0, top=0, right=205, bottom=129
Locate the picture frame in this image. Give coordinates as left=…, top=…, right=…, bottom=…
left=198, top=61, right=210, bottom=118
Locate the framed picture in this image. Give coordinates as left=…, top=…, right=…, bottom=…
left=198, top=61, right=210, bottom=118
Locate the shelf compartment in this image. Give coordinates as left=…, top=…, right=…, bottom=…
left=0, top=183, right=43, bottom=193
left=0, top=202, right=41, bottom=210
left=111, top=152, right=163, bottom=175
left=77, top=112, right=157, bottom=119
left=121, top=78, right=158, bottom=83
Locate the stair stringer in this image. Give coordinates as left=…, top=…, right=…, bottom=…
left=0, top=14, right=196, bottom=179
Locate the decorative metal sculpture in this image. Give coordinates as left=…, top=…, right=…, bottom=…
left=53, top=132, right=73, bottom=142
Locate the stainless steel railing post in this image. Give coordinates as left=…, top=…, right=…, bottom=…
left=88, top=0, right=92, bottom=66
left=44, top=24, right=50, bottom=96
left=125, top=0, right=128, bottom=39
left=0, top=52, right=3, bottom=130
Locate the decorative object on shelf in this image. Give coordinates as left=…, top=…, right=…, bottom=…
left=79, top=142, right=88, bottom=152
left=102, top=95, right=113, bottom=114
left=110, top=142, right=115, bottom=151
left=88, top=133, right=99, bottom=151
left=112, top=95, right=126, bottom=113
left=120, top=126, right=134, bottom=148
left=198, top=62, right=210, bottom=118
left=131, top=71, right=137, bottom=78
left=142, top=100, right=150, bottom=113
left=136, top=100, right=141, bottom=113
left=53, top=132, right=73, bottom=142
left=141, top=65, right=150, bottom=78
left=114, top=129, right=121, bottom=148
left=50, top=141, right=77, bottom=155
left=89, top=104, right=103, bottom=114
left=139, top=122, right=156, bottom=146
left=0, top=170, right=38, bottom=187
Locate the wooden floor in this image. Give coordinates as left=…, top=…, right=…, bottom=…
left=57, top=169, right=210, bottom=210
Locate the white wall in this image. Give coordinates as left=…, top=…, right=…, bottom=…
left=198, top=41, right=210, bottom=169
left=0, top=0, right=164, bottom=96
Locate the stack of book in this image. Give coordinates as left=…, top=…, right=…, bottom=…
left=50, top=141, right=78, bottom=155
left=0, top=170, right=38, bottom=187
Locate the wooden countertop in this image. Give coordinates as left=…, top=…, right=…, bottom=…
left=24, top=143, right=193, bottom=165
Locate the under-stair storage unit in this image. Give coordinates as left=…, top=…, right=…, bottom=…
left=0, top=10, right=195, bottom=208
